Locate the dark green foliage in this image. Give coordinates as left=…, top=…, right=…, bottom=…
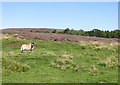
left=30, top=30, right=33, bottom=32
left=62, top=28, right=120, bottom=38
left=52, top=30, right=57, bottom=33
left=64, top=28, right=70, bottom=33
left=30, top=30, right=50, bottom=33
left=16, top=30, right=23, bottom=31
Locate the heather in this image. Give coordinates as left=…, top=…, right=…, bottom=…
left=3, top=28, right=120, bottom=39
left=2, top=28, right=118, bottom=43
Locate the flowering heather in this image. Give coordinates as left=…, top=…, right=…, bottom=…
left=2, top=28, right=118, bottom=43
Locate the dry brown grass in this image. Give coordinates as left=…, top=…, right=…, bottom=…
left=41, top=51, right=56, bottom=56
left=8, top=51, right=16, bottom=56
left=88, top=65, right=99, bottom=76
left=98, top=56, right=118, bottom=69
left=2, top=34, right=23, bottom=40
left=51, top=53, right=79, bottom=71
left=80, top=40, right=118, bottom=47
left=2, top=34, right=11, bottom=39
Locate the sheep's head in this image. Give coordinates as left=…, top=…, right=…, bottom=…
left=32, top=43, right=34, bottom=46
left=31, top=43, right=35, bottom=48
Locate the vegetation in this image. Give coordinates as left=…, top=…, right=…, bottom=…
left=5, top=28, right=120, bottom=38
left=2, top=34, right=118, bottom=83
left=2, top=29, right=118, bottom=43
left=59, top=28, right=120, bottom=38
left=52, top=30, right=57, bottom=33
left=28, top=28, right=120, bottom=38
left=30, top=30, right=50, bottom=33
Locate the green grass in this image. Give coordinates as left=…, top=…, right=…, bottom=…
left=2, top=34, right=118, bottom=83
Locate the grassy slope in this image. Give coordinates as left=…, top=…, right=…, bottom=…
left=2, top=34, right=118, bottom=83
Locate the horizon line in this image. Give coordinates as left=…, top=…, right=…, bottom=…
left=2, top=27, right=119, bottom=31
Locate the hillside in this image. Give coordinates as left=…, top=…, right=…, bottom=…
left=2, top=28, right=119, bottom=83
left=4, top=28, right=64, bottom=33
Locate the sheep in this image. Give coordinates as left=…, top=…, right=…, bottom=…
left=21, top=43, right=35, bottom=53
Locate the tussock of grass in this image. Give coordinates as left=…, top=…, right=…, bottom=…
left=98, top=56, right=118, bottom=69
left=88, top=65, right=99, bottom=76
left=7, top=51, right=16, bottom=56
left=80, top=41, right=118, bottom=50
left=41, top=51, right=56, bottom=56
left=2, top=34, right=11, bottom=39
left=2, top=34, right=18, bottom=39
left=2, top=58, right=30, bottom=76
left=51, top=54, right=79, bottom=71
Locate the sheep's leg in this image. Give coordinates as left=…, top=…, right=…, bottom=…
left=21, top=49, right=23, bottom=53
left=21, top=47, right=23, bottom=53
left=30, top=49, right=32, bottom=53
left=21, top=50, right=23, bottom=53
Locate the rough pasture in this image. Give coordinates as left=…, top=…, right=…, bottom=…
left=2, top=29, right=119, bottom=83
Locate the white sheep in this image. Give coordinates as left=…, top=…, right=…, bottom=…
left=21, top=43, right=34, bottom=53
